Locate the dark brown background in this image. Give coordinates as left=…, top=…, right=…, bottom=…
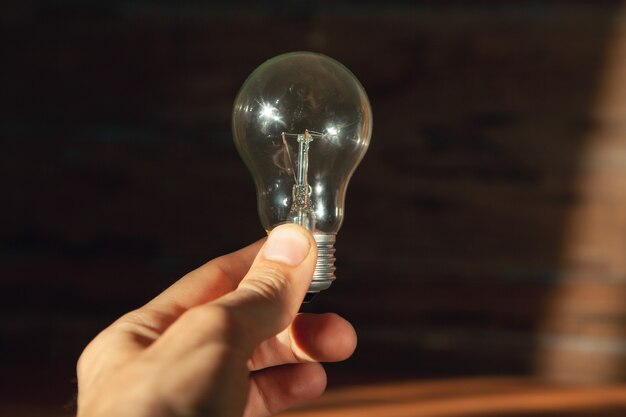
left=2, top=1, right=626, bottom=415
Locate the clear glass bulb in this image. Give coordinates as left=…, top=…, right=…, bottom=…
left=232, top=51, right=372, bottom=297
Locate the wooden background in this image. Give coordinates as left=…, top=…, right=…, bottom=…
left=2, top=0, right=626, bottom=415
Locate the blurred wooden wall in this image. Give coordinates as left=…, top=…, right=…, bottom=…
left=2, top=1, right=626, bottom=407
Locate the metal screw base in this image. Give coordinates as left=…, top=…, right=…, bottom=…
left=306, top=234, right=336, bottom=297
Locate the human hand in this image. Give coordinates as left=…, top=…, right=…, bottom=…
left=76, top=224, right=357, bottom=417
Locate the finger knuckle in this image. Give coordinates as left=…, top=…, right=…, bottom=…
left=188, top=303, right=234, bottom=328
left=239, top=264, right=291, bottom=304
left=189, top=304, right=243, bottom=343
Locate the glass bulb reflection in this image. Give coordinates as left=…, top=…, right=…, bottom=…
left=232, top=51, right=372, bottom=297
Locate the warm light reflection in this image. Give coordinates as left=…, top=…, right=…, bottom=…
left=537, top=28, right=626, bottom=383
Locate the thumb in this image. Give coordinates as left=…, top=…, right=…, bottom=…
left=214, top=223, right=318, bottom=351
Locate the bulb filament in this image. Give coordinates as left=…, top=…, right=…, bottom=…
left=281, top=129, right=325, bottom=230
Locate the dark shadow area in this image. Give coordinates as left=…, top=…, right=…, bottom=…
left=1, top=0, right=626, bottom=415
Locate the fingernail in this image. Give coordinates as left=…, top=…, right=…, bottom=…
left=262, top=225, right=310, bottom=266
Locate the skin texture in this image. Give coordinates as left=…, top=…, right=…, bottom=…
left=76, top=224, right=357, bottom=417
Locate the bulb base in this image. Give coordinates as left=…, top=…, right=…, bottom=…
left=306, top=233, right=336, bottom=298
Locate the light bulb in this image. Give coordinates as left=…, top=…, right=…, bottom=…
left=232, top=51, right=372, bottom=299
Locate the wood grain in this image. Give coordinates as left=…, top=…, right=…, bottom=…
left=278, top=378, right=626, bottom=417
